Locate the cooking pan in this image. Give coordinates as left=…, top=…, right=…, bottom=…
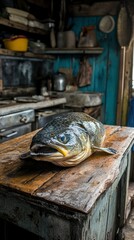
left=117, top=0, right=132, bottom=47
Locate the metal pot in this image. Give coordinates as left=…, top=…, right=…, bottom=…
left=53, top=72, right=66, bottom=91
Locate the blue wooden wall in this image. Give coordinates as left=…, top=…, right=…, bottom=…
left=54, top=16, right=120, bottom=125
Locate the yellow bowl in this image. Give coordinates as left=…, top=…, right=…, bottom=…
left=3, top=36, right=28, bottom=52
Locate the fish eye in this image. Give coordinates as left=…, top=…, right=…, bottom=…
left=58, top=134, right=70, bottom=144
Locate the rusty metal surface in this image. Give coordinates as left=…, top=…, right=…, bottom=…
left=0, top=109, right=35, bottom=129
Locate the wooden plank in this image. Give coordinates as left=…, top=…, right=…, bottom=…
left=82, top=190, right=110, bottom=239
left=125, top=182, right=134, bottom=221
left=24, top=51, right=54, bottom=59
left=0, top=48, right=54, bottom=60
left=122, top=45, right=133, bottom=126
left=117, top=44, right=133, bottom=126
left=118, top=161, right=130, bottom=228
left=0, top=188, right=84, bottom=239
left=0, top=133, right=60, bottom=193
left=43, top=47, right=103, bottom=54
left=0, top=17, right=47, bottom=35
left=116, top=47, right=126, bottom=125
left=68, top=2, right=120, bottom=16
left=122, top=207, right=134, bottom=240
left=0, top=125, right=133, bottom=215
left=105, top=184, right=117, bottom=239
left=27, top=0, right=50, bottom=8
left=93, top=16, right=108, bottom=123
left=124, top=151, right=132, bottom=221
left=85, top=178, right=122, bottom=239
left=104, top=20, right=120, bottom=124
left=130, top=152, right=134, bottom=182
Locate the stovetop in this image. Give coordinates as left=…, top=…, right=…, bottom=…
left=0, top=95, right=50, bottom=108
left=0, top=94, right=64, bottom=107
left=0, top=95, right=67, bottom=116
left=0, top=95, right=44, bottom=101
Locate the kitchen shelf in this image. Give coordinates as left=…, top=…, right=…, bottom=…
left=43, top=47, right=103, bottom=55
left=0, top=47, right=103, bottom=61
left=0, top=17, right=47, bottom=35
left=0, top=48, right=54, bottom=61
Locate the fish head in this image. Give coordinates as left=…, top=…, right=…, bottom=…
left=30, top=127, right=84, bottom=159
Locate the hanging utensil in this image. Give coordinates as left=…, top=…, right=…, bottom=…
left=117, top=0, right=132, bottom=47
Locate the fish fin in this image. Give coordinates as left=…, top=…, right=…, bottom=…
left=92, top=146, right=117, bottom=155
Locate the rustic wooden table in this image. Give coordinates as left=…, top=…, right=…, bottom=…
left=0, top=125, right=134, bottom=240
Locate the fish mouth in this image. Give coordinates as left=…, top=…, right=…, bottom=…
left=30, top=144, right=68, bottom=157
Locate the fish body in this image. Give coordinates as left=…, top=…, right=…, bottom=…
left=27, top=112, right=115, bottom=167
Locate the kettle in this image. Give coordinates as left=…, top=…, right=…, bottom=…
left=53, top=72, right=67, bottom=92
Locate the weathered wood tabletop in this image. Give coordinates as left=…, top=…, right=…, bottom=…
left=0, top=125, right=134, bottom=213
left=0, top=125, right=134, bottom=239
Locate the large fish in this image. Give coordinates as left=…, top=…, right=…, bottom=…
left=21, top=112, right=116, bottom=167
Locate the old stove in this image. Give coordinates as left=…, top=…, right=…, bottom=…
left=0, top=108, right=35, bottom=143
left=0, top=95, right=67, bottom=143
